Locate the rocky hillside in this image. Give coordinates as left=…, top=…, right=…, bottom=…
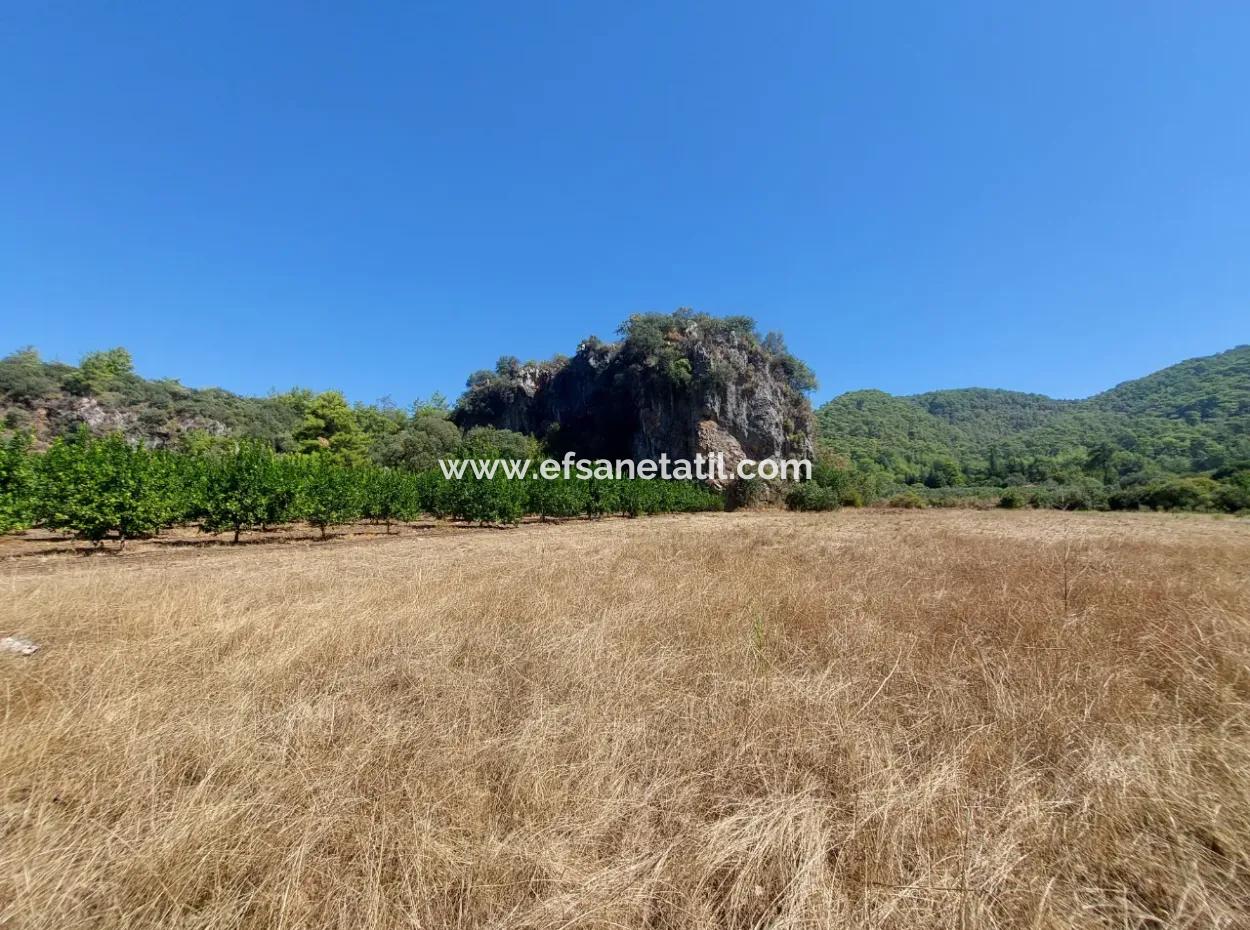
left=453, top=310, right=817, bottom=472
left=0, top=347, right=302, bottom=450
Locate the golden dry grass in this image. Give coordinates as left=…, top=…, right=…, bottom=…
left=2, top=510, right=1249, bottom=929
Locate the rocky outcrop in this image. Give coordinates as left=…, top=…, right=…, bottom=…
left=454, top=313, right=815, bottom=476
left=13, top=397, right=230, bottom=450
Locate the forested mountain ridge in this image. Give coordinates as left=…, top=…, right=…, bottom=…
left=815, top=345, right=1250, bottom=488
left=1088, top=344, right=1250, bottom=419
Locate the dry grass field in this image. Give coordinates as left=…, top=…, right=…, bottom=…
left=2, top=510, right=1249, bottom=929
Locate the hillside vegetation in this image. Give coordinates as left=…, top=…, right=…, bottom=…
left=814, top=345, right=1250, bottom=510
left=3, top=332, right=1249, bottom=519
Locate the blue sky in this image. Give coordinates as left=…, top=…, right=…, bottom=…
left=2, top=1, right=1247, bottom=407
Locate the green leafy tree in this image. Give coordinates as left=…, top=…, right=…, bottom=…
left=442, top=474, right=526, bottom=525
left=526, top=475, right=587, bottom=521
left=459, top=426, right=540, bottom=461
left=0, top=432, right=34, bottom=533
left=195, top=441, right=282, bottom=543
left=1214, top=470, right=1250, bottom=512
left=360, top=467, right=420, bottom=533
left=292, top=454, right=364, bottom=538
left=1138, top=476, right=1220, bottom=512
left=923, top=457, right=964, bottom=489
left=0, top=348, right=58, bottom=402
left=373, top=415, right=462, bottom=471
left=258, top=456, right=300, bottom=529
left=294, top=391, right=370, bottom=466
left=33, top=432, right=177, bottom=546
left=584, top=477, right=619, bottom=519
left=66, top=347, right=135, bottom=395
left=412, top=393, right=450, bottom=418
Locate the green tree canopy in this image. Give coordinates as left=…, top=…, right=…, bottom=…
left=294, top=391, right=370, bottom=465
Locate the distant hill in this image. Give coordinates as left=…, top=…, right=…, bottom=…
left=816, top=345, right=1250, bottom=486
left=1088, top=345, right=1250, bottom=420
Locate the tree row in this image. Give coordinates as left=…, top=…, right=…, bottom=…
left=0, top=432, right=723, bottom=545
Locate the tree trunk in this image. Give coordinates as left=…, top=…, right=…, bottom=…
left=233, top=526, right=241, bottom=544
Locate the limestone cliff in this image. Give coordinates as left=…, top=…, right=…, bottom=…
left=453, top=311, right=816, bottom=476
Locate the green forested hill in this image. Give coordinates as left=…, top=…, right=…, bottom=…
left=816, top=345, right=1250, bottom=490
left=1089, top=345, right=1250, bottom=420
left=909, top=389, right=1075, bottom=440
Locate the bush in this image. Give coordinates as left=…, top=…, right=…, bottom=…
left=0, top=348, right=58, bottom=403
left=785, top=483, right=840, bottom=512
left=1214, top=471, right=1250, bottom=513
left=527, top=475, right=587, bottom=521
left=886, top=491, right=927, bottom=509
left=1051, top=478, right=1109, bottom=511
left=1139, top=476, right=1220, bottom=512
left=810, top=457, right=886, bottom=506
left=724, top=476, right=768, bottom=511
left=1026, top=486, right=1057, bottom=509
left=999, top=487, right=1029, bottom=509
left=584, top=477, right=619, bottom=519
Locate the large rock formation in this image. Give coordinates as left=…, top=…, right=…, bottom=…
left=453, top=311, right=816, bottom=479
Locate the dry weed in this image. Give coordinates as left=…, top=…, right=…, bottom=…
left=2, top=510, right=1248, bottom=929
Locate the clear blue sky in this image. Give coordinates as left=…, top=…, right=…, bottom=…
left=2, top=2, right=1247, bottom=407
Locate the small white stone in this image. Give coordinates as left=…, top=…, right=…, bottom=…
left=0, top=636, right=40, bottom=656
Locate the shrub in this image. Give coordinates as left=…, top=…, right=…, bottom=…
left=1026, top=487, right=1057, bottom=509
left=887, top=492, right=927, bottom=509
left=1214, top=470, right=1250, bottom=513
left=999, top=488, right=1029, bottom=509
left=1139, top=476, right=1220, bottom=512
left=585, top=478, right=619, bottom=519
left=725, top=477, right=767, bottom=511
left=785, top=483, right=840, bottom=512
left=1051, top=479, right=1109, bottom=511
left=0, top=348, right=57, bottom=403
